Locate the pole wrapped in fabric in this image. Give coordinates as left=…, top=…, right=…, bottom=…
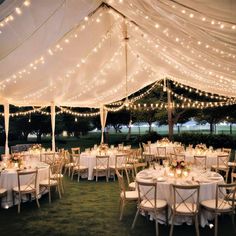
left=100, top=106, right=108, bottom=144
left=51, top=102, right=56, bottom=152
left=4, top=103, right=9, bottom=154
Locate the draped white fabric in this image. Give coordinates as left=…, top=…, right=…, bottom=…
left=4, top=103, right=9, bottom=154
left=50, top=103, right=56, bottom=152
left=100, top=106, right=108, bottom=144
left=0, top=0, right=235, bottom=108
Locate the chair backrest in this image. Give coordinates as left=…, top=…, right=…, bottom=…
left=174, top=146, right=185, bottom=155
left=96, top=155, right=109, bottom=169
left=175, top=154, right=186, bottom=161
left=116, top=169, right=126, bottom=197
left=143, top=153, right=155, bottom=166
left=157, top=147, right=167, bottom=157
left=71, top=147, right=80, bottom=156
left=217, top=154, right=229, bottom=168
left=142, top=143, right=150, bottom=153
left=194, top=155, right=207, bottom=169
left=172, top=184, right=200, bottom=215
left=50, top=161, right=62, bottom=180
left=17, top=169, right=38, bottom=192
left=231, top=173, right=236, bottom=183
left=115, top=154, right=127, bottom=168
left=222, top=148, right=231, bottom=155
left=41, top=152, right=56, bottom=164
left=216, top=183, right=236, bottom=211
left=134, top=162, right=147, bottom=176
left=136, top=180, right=157, bottom=210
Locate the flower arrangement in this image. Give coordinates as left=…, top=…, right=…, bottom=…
left=98, top=143, right=108, bottom=154
left=10, top=154, right=23, bottom=166
left=169, top=160, right=188, bottom=171
left=195, top=143, right=207, bottom=151
left=159, top=137, right=170, bottom=145
left=29, top=144, right=42, bottom=151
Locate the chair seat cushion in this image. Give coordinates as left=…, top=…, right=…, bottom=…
left=65, top=163, right=75, bottom=167
left=39, top=179, right=58, bottom=186
left=93, top=166, right=108, bottom=170
left=140, top=199, right=167, bottom=209
left=0, top=188, right=7, bottom=195
left=201, top=199, right=232, bottom=210
left=171, top=203, right=198, bottom=214
left=51, top=173, right=63, bottom=179
left=121, top=191, right=138, bottom=200
left=13, top=184, right=36, bottom=192
left=211, top=165, right=228, bottom=170
left=73, top=165, right=88, bottom=170
left=129, top=182, right=136, bottom=189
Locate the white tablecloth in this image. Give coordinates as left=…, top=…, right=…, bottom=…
left=0, top=161, right=49, bottom=208
left=136, top=167, right=224, bottom=227
left=146, top=143, right=180, bottom=155
left=183, top=150, right=225, bottom=168
left=80, top=149, right=125, bottom=180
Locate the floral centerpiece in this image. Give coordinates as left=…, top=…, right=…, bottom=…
left=98, top=143, right=108, bottom=154
left=28, top=144, right=42, bottom=152
left=10, top=154, right=23, bottom=167
left=195, top=143, right=207, bottom=153
left=169, top=160, right=191, bottom=177
left=159, top=137, right=170, bottom=145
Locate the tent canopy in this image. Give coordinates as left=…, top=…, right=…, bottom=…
left=0, top=0, right=235, bottom=108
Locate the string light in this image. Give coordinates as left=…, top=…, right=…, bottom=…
left=58, top=107, right=100, bottom=117
left=0, top=1, right=31, bottom=33
left=0, top=6, right=117, bottom=90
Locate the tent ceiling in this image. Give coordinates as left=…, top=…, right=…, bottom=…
left=0, top=0, right=235, bottom=107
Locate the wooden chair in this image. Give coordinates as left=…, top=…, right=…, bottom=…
left=211, top=154, right=229, bottom=181
left=116, top=170, right=138, bottom=220
left=110, top=154, right=128, bottom=180
left=39, top=162, right=62, bottom=203
left=200, top=183, right=236, bottom=236
left=156, top=147, right=168, bottom=164
left=132, top=180, right=168, bottom=236
left=0, top=172, right=7, bottom=207
left=194, top=155, right=207, bottom=170
left=71, top=153, right=88, bottom=182
left=143, top=153, right=156, bottom=167
left=173, top=146, right=185, bottom=155
left=170, top=184, right=200, bottom=236
left=93, top=155, right=110, bottom=182
left=40, top=152, right=56, bottom=164
left=13, top=169, right=40, bottom=213
left=64, top=148, right=80, bottom=176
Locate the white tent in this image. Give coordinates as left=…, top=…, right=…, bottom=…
left=0, top=0, right=235, bottom=107
left=0, top=0, right=235, bottom=152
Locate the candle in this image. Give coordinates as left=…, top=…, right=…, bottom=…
left=183, top=170, right=188, bottom=177
left=176, top=169, right=182, bottom=175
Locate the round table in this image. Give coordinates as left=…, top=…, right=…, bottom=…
left=136, top=166, right=224, bottom=227
left=0, top=161, right=49, bottom=208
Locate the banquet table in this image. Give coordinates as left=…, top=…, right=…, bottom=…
left=136, top=166, right=224, bottom=227
left=182, top=149, right=226, bottom=168
left=80, top=148, right=127, bottom=180
left=145, top=142, right=181, bottom=155
left=0, top=161, right=49, bottom=208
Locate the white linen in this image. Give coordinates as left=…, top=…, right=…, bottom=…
left=0, top=0, right=235, bottom=108
left=0, top=161, right=49, bottom=208
left=136, top=167, right=224, bottom=227
left=80, top=149, right=123, bottom=180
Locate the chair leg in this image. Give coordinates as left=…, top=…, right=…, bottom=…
left=214, top=214, right=218, bottom=236
left=119, top=199, right=125, bottom=221
left=48, top=188, right=52, bottom=203
left=71, top=170, right=74, bottom=180
left=155, top=218, right=159, bottom=236
left=96, top=170, right=98, bottom=182
left=231, top=213, right=236, bottom=233
left=195, top=215, right=199, bottom=236
left=169, top=214, right=175, bottom=236
left=35, top=194, right=40, bottom=209
left=166, top=206, right=169, bottom=225
left=78, top=172, right=80, bottom=182
left=131, top=207, right=140, bottom=229
left=17, top=193, right=21, bottom=214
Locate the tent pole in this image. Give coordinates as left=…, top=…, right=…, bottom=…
left=50, top=102, right=56, bottom=152
left=4, top=103, right=10, bottom=155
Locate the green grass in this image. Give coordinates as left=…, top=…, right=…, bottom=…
left=0, top=177, right=235, bottom=236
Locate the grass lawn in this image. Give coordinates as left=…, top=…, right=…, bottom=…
left=0, top=177, right=235, bottom=236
